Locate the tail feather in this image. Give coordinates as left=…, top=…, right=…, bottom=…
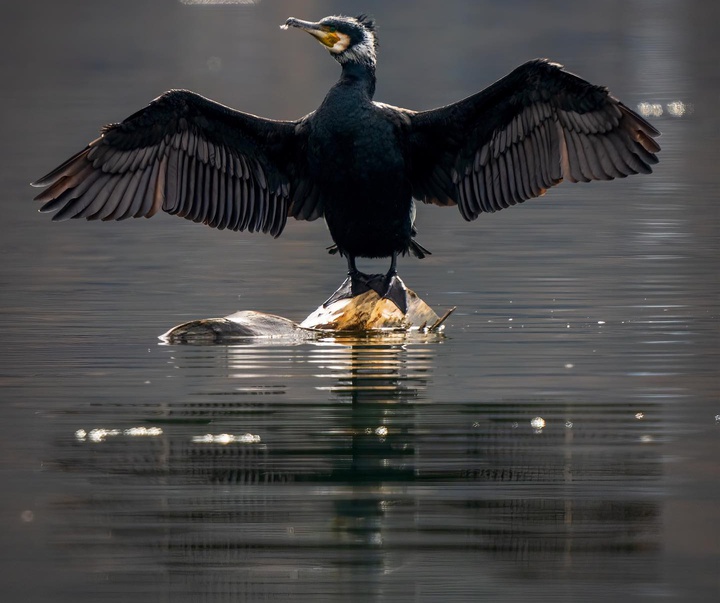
left=327, top=241, right=431, bottom=259
left=407, top=240, right=431, bottom=259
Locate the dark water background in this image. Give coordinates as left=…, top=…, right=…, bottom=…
left=1, top=1, right=718, bottom=601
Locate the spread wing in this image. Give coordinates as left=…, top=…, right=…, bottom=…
left=407, top=59, right=661, bottom=220
left=32, top=90, right=316, bottom=237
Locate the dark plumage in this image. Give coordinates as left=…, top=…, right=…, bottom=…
left=32, top=14, right=660, bottom=308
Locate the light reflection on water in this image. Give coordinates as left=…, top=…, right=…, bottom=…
left=42, top=338, right=670, bottom=601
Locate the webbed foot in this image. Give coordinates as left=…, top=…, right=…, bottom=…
left=323, top=271, right=408, bottom=314
left=378, top=273, right=408, bottom=314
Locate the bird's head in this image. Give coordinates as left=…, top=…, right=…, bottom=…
left=282, top=15, right=378, bottom=67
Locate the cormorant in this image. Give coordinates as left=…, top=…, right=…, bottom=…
left=32, top=15, right=660, bottom=312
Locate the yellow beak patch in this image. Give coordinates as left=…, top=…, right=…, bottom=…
left=311, top=29, right=351, bottom=54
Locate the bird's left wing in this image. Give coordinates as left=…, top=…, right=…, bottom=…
left=32, top=90, right=310, bottom=237
left=406, top=59, right=660, bottom=220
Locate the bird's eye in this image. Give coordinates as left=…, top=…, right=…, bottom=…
left=327, top=26, right=337, bottom=33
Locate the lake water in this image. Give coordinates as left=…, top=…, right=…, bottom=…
left=1, top=1, right=718, bottom=601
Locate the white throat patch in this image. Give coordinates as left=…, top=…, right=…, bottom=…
left=333, top=31, right=376, bottom=67
left=330, top=32, right=351, bottom=54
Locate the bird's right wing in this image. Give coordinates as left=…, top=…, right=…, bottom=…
left=407, top=59, right=660, bottom=220
left=32, top=90, right=318, bottom=237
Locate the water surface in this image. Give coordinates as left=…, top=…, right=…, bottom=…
left=1, top=1, right=718, bottom=601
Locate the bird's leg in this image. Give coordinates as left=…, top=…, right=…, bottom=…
left=380, top=252, right=408, bottom=314
left=346, top=254, right=374, bottom=295
left=323, top=254, right=372, bottom=307
left=323, top=253, right=407, bottom=314
left=346, top=255, right=361, bottom=278
left=387, top=252, right=398, bottom=276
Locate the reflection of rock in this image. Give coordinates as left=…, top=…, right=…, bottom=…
left=161, top=281, right=454, bottom=343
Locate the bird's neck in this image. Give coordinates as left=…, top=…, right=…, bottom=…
left=338, top=61, right=376, bottom=99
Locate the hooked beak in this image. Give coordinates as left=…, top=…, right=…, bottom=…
left=281, top=17, right=340, bottom=49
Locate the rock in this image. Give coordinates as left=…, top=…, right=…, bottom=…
left=160, top=311, right=308, bottom=343
left=301, top=286, right=445, bottom=332
left=160, top=279, right=454, bottom=343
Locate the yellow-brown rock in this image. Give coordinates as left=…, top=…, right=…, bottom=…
left=160, top=280, right=453, bottom=343
left=301, top=287, right=444, bottom=332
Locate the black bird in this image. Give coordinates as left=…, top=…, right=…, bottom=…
left=32, top=14, right=660, bottom=312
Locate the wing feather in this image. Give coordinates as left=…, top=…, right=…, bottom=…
left=63, top=176, right=121, bottom=220
left=53, top=176, right=112, bottom=221
left=195, top=162, right=211, bottom=223
left=238, top=178, right=251, bottom=231
left=497, top=154, right=511, bottom=208
left=99, top=168, right=143, bottom=221
left=45, top=170, right=105, bottom=217
left=469, top=172, right=482, bottom=216
left=165, top=148, right=181, bottom=214
left=207, top=163, right=219, bottom=226
left=87, top=172, right=132, bottom=219
left=601, top=132, right=637, bottom=176
left=253, top=182, right=266, bottom=232
left=137, top=159, right=162, bottom=218
left=564, top=128, right=588, bottom=182
left=408, top=59, right=660, bottom=220
left=489, top=153, right=502, bottom=210
left=107, top=168, right=146, bottom=221
left=229, top=176, right=243, bottom=231
left=535, top=120, right=551, bottom=188
left=218, top=168, right=231, bottom=229
left=32, top=89, right=312, bottom=238
left=509, top=143, right=526, bottom=202
left=513, top=141, right=529, bottom=200
left=124, top=165, right=154, bottom=220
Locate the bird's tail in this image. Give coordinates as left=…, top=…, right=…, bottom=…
left=326, top=241, right=431, bottom=259
left=406, top=240, right=431, bottom=259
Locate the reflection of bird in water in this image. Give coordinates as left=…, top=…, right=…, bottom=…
left=32, top=14, right=660, bottom=310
